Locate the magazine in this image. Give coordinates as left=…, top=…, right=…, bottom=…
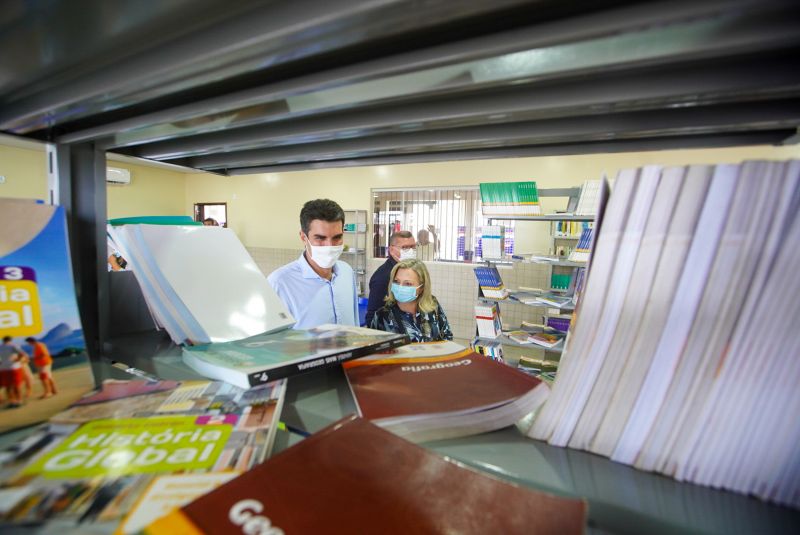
left=0, top=378, right=285, bottom=534
left=0, top=199, right=95, bottom=433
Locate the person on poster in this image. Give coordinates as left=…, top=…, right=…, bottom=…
left=365, top=230, right=416, bottom=326
left=25, top=337, right=58, bottom=399
left=268, top=199, right=358, bottom=329
left=0, top=336, right=25, bottom=408
left=369, top=259, right=453, bottom=342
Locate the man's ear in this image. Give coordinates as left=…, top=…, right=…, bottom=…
left=299, top=230, right=305, bottom=243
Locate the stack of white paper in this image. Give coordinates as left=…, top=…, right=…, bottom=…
left=525, top=160, right=800, bottom=508
left=109, top=224, right=295, bottom=344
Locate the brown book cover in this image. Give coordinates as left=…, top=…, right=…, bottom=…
left=145, top=416, right=586, bottom=535
left=342, top=348, right=549, bottom=442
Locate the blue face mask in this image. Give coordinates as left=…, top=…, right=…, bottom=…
left=392, top=283, right=421, bottom=303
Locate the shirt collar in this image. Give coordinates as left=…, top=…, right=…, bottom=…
left=297, top=251, right=338, bottom=280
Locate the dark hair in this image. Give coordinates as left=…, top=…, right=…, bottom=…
left=300, top=199, right=345, bottom=235
left=2, top=336, right=11, bottom=343
left=389, top=230, right=414, bottom=245
left=25, top=337, right=36, bottom=343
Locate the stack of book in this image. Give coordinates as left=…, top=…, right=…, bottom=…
left=554, top=220, right=590, bottom=238
left=479, top=181, right=541, bottom=217
left=567, top=227, right=593, bottom=263
left=575, top=179, right=602, bottom=216
left=473, top=265, right=507, bottom=299
left=342, top=343, right=550, bottom=443
left=480, top=225, right=505, bottom=258
left=474, top=303, right=502, bottom=339
left=527, top=160, right=800, bottom=508
left=0, top=378, right=286, bottom=533
left=471, top=338, right=504, bottom=362
left=517, top=356, right=559, bottom=381
left=507, top=330, right=565, bottom=349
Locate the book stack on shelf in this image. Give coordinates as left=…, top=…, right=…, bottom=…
left=144, top=416, right=585, bottom=535
left=0, top=378, right=286, bottom=533
left=527, top=159, right=800, bottom=508
left=575, top=179, right=602, bottom=216
left=474, top=302, right=502, bottom=339
left=471, top=338, right=504, bottom=362
left=109, top=223, right=409, bottom=388
left=473, top=265, right=508, bottom=299
left=517, top=356, right=559, bottom=382
left=479, top=181, right=541, bottom=217
left=551, top=272, right=572, bottom=291
left=553, top=220, right=591, bottom=238
left=567, top=227, right=593, bottom=263
left=480, top=225, right=505, bottom=258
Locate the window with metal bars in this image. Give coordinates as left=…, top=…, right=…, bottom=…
left=372, top=187, right=515, bottom=263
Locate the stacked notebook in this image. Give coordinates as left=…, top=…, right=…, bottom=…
left=527, top=160, right=800, bottom=508
left=479, top=181, right=541, bottom=216
left=473, top=265, right=507, bottom=299
left=567, top=227, right=593, bottom=263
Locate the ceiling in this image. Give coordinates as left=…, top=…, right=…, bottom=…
left=1, top=0, right=799, bottom=175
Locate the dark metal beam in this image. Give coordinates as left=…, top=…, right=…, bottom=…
left=49, top=0, right=792, bottom=147
left=54, top=143, right=108, bottom=364
left=122, top=54, right=800, bottom=160
left=176, top=99, right=800, bottom=170
left=220, top=131, right=795, bottom=175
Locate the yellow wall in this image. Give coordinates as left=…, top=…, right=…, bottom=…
left=0, top=144, right=187, bottom=218
left=106, top=161, right=186, bottom=218
left=186, top=144, right=800, bottom=251
left=0, top=144, right=48, bottom=201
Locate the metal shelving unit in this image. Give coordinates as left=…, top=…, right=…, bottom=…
left=342, top=209, right=368, bottom=296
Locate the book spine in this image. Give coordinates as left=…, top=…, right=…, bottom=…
left=246, top=336, right=410, bottom=386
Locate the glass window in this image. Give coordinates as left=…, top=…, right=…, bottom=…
left=372, top=187, right=514, bottom=263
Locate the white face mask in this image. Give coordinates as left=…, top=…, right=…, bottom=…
left=399, top=248, right=417, bottom=261
left=307, top=243, right=344, bottom=268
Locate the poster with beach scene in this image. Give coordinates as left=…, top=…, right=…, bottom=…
left=0, top=199, right=95, bottom=432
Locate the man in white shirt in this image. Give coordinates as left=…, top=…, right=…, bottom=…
left=267, top=199, right=358, bottom=329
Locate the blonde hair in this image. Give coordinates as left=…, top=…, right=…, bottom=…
left=385, top=259, right=437, bottom=313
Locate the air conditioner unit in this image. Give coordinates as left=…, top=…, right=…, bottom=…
left=107, top=167, right=131, bottom=185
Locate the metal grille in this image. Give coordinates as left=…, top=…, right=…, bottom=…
left=372, top=187, right=515, bottom=262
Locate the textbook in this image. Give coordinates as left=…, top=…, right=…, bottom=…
left=343, top=346, right=549, bottom=442
left=0, top=199, right=95, bottom=433
left=183, top=324, right=408, bottom=389
left=0, top=378, right=285, bottom=533
left=145, top=416, right=586, bottom=535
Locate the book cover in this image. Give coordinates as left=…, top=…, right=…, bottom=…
left=343, top=347, right=549, bottom=442
left=183, top=324, right=408, bottom=389
left=0, top=378, right=285, bottom=533
left=0, top=199, right=95, bottom=433
left=145, top=416, right=585, bottom=535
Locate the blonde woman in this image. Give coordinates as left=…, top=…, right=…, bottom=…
left=369, top=259, right=453, bottom=342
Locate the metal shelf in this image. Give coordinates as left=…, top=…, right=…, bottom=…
left=487, top=214, right=595, bottom=223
